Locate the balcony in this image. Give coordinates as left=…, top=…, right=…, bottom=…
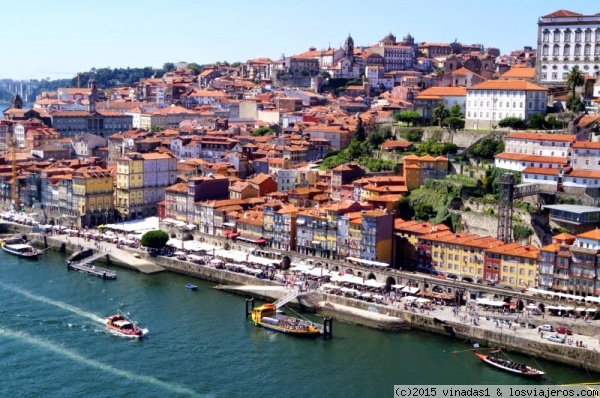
left=570, top=245, right=598, bottom=256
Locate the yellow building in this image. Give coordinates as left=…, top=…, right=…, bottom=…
left=403, top=154, right=448, bottom=190
left=394, top=220, right=451, bottom=269
left=418, top=232, right=504, bottom=282
left=486, top=243, right=539, bottom=289
left=116, top=153, right=144, bottom=221
left=72, top=167, right=114, bottom=227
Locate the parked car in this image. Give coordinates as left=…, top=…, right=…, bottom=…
left=556, top=326, right=573, bottom=335
left=526, top=323, right=536, bottom=329
left=539, top=324, right=554, bottom=332
left=546, top=334, right=566, bottom=344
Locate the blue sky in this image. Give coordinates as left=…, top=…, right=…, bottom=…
left=1, top=1, right=598, bottom=81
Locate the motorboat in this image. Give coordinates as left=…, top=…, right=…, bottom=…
left=105, top=313, right=148, bottom=339
left=186, top=283, right=198, bottom=291
left=251, top=303, right=323, bottom=338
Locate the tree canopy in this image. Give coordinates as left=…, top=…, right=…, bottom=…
left=394, top=110, right=422, bottom=126
left=251, top=127, right=275, bottom=136
left=432, top=104, right=450, bottom=127
left=141, top=230, right=169, bottom=249
left=565, top=66, right=585, bottom=100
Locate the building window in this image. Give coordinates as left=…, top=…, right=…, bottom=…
left=553, top=45, right=559, bottom=56
left=585, top=29, right=591, bottom=42
left=543, top=30, right=549, bottom=43
left=575, top=44, right=581, bottom=55
left=575, top=30, right=581, bottom=42
left=542, top=45, right=548, bottom=56
left=584, top=44, right=591, bottom=56
left=553, top=30, right=560, bottom=42
left=565, top=30, right=571, bottom=42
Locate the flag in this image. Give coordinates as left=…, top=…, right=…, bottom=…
left=473, top=343, right=480, bottom=348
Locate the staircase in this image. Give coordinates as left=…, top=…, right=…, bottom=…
left=69, top=250, right=110, bottom=268
left=273, top=290, right=301, bottom=308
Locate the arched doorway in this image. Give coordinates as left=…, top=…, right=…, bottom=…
left=517, top=299, right=524, bottom=311
left=367, top=273, right=376, bottom=280
left=332, top=265, right=339, bottom=272
left=386, top=276, right=396, bottom=291
left=281, top=256, right=291, bottom=271
left=345, top=268, right=354, bottom=275
left=432, top=285, right=443, bottom=293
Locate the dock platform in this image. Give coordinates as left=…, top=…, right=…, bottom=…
left=67, top=261, right=117, bottom=279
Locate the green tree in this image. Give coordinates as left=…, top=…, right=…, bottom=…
left=186, top=62, right=203, bottom=75
left=414, top=203, right=436, bottom=221
left=527, top=113, right=547, bottom=130
left=394, top=110, right=422, bottom=126
left=251, top=127, right=274, bottom=136
left=141, top=230, right=169, bottom=249
left=150, top=125, right=164, bottom=133
left=513, top=225, right=533, bottom=242
left=498, top=116, right=526, bottom=130
left=444, top=116, right=464, bottom=131
left=162, top=62, right=176, bottom=72
left=403, top=128, right=423, bottom=142
left=468, top=137, right=504, bottom=160
left=432, top=104, right=450, bottom=127
left=449, top=104, right=463, bottom=117
left=564, top=65, right=585, bottom=100
left=354, top=116, right=366, bottom=142
left=320, top=71, right=331, bottom=79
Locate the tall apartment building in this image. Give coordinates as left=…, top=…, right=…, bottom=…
left=535, top=10, right=600, bottom=88
left=116, top=152, right=176, bottom=220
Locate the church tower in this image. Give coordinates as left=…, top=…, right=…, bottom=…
left=11, top=94, right=23, bottom=109
left=344, top=34, right=354, bottom=63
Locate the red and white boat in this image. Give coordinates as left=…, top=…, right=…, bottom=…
left=105, top=313, right=148, bottom=339
left=474, top=351, right=544, bottom=377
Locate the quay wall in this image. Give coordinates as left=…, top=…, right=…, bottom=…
left=4, top=223, right=600, bottom=372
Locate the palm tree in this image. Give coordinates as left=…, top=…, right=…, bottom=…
left=564, top=66, right=585, bottom=99
left=432, top=103, right=450, bottom=127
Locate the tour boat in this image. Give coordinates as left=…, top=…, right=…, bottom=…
left=474, top=351, right=545, bottom=377
left=0, top=242, right=41, bottom=259
left=251, top=303, right=323, bottom=338
left=185, top=283, right=198, bottom=290
left=104, top=313, right=148, bottom=339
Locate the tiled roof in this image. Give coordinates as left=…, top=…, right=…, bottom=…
left=500, top=67, right=535, bottom=79
left=469, top=80, right=547, bottom=91
left=542, top=9, right=583, bottom=18
left=576, top=228, right=600, bottom=240
left=495, top=152, right=567, bottom=163
left=522, top=167, right=559, bottom=175
left=506, top=132, right=576, bottom=142
left=416, top=87, right=467, bottom=97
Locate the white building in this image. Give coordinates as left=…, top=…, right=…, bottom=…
left=503, top=132, right=576, bottom=157
left=465, top=80, right=548, bottom=130
left=495, top=153, right=568, bottom=172
left=535, top=10, right=600, bottom=88
left=571, top=141, right=600, bottom=171
left=276, top=169, right=297, bottom=192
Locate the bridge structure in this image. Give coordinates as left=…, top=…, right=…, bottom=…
left=0, top=79, right=40, bottom=103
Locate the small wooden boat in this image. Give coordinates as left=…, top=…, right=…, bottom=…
left=185, top=283, right=198, bottom=291
left=105, top=313, right=148, bottom=339
left=474, top=351, right=544, bottom=377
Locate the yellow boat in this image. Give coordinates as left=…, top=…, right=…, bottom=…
left=250, top=303, right=325, bottom=338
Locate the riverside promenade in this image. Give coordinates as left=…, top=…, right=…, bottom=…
left=4, top=222, right=600, bottom=373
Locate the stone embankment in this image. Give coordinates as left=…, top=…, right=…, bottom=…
left=4, top=223, right=600, bottom=373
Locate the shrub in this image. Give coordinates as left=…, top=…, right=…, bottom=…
left=141, top=230, right=169, bottom=249
left=513, top=225, right=533, bottom=242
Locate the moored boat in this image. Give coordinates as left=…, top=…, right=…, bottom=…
left=250, top=303, right=324, bottom=338
left=185, top=283, right=198, bottom=290
left=1, top=242, right=41, bottom=259
left=104, top=313, right=148, bottom=339
left=474, top=351, right=544, bottom=377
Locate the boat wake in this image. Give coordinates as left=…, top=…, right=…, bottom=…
left=0, top=326, right=209, bottom=397
left=0, top=282, right=105, bottom=324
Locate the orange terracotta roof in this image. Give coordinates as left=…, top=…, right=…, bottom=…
left=542, top=10, right=582, bottom=18
left=506, top=132, right=576, bottom=142
left=566, top=169, right=600, bottom=179
left=522, top=167, right=559, bottom=175
left=499, top=67, right=535, bottom=79
left=495, top=153, right=567, bottom=163
left=470, top=80, right=547, bottom=91
left=577, top=229, right=600, bottom=240
left=416, top=87, right=467, bottom=97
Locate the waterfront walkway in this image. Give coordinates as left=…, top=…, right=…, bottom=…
left=43, top=231, right=164, bottom=274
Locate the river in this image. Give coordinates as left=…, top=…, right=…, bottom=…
left=0, top=249, right=595, bottom=397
